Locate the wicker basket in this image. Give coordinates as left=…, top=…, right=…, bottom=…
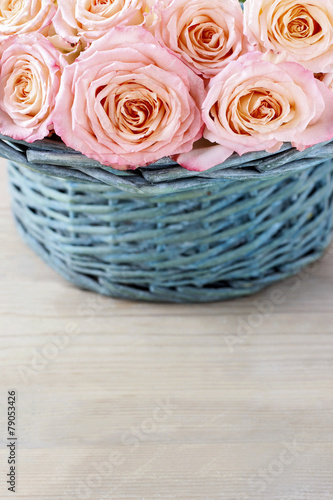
left=1, top=133, right=333, bottom=302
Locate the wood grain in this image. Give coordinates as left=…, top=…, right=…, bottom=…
left=0, top=158, right=332, bottom=500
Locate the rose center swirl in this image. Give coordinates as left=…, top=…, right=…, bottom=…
left=4, top=60, right=44, bottom=123
left=88, top=0, right=120, bottom=15
left=277, top=5, right=322, bottom=41
left=224, top=89, right=283, bottom=134
left=0, top=0, right=22, bottom=17
left=186, top=18, right=226, bottom=54
left=100, top=83, right=165, bottom=141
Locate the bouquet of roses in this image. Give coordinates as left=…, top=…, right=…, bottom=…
left=1, top=0, right=333, bottom=172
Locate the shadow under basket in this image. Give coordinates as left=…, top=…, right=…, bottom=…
left=4, top=137, right=333, bottom=303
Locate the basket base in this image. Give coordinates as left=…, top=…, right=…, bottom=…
left=8, top=160, right=333, bottom=303
left=12, top=213, right=331, bottom=302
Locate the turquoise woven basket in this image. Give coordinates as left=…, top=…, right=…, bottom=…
left=1, top=133, right=333, bottom=302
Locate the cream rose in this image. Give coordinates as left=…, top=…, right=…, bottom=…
left=244, top=0, right=333, bottom=72
left=43, top=23, right=87, bottom=64
left=153, top=0, right=248, bottom=78
left=54, top=0, right=146, bottom=43
left=0, top=33, right=63, bottom=142
left=176, top=52, right=333, bottom=171
left=141, top=0, right=163, bottom=29
left=53, top=26, right=205, bottom=168
left=0, top=0, right=56, bottom=36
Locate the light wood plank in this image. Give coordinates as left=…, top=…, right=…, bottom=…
left=0, top=158, right=332, bottom=500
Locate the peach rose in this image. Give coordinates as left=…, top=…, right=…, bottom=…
left=0, top=0, right=56, bottom=36
left=153, top=0, right=248, bottom=79
left=244, top=0, right=333, bottom=72
left=53, top=0, right=147, bottom=44
left=0, top=33, right=63, bottom=142
left=53, top=26, right=205, bottom=168
left=176, top=52, right=333, bottom=171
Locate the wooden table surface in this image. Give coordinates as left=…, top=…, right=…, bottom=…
left=0, top=158, right=332, bottom=500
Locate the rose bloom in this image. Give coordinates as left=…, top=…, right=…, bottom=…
left=244, top=0, right=333, bottom=72
left=0, top=33, right=63, bottom=142
left=153, top=0, right=247, bottom=79
left=53, top=26, right=205, bottom=168
left=176, top=52, right=333, bottom=171
left=0, top=0, right=56, bottom=36
left=53, top=0, right=147, bottom=44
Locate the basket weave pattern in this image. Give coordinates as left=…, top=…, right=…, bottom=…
left=4, top=133, right=333, bottom=302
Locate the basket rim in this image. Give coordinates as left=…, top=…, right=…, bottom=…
left=1, top=133, right=333, bottom=195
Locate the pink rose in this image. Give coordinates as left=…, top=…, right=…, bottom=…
left=54, top=0, right=146, bottom=44
left=153, top=0, right=248, bottom=79
left=244, top=0, right=333, bottom=72
left=53, top=26, right=205, bottom=168
left=0, top=0, right=56, bottom=36
left=176, top=52, right=333, bottom=171
left=0, top=33, right=63, bottom=142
